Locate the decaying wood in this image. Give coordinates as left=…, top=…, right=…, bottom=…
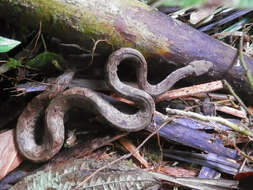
left=156, top=80, right=224, bottom=102
left=149, top=112, right=239, bottom=159
left=163, top=150, right=249, bottom=175
left=215, top=105, right=247, bottom=119
left=118, top=137, right=149, bottom=168
left=0, top=0, right=253, bottom=103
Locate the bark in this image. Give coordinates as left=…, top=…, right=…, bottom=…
left=0, top=0, right=252, bottom=103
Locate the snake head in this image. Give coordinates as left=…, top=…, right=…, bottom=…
left=189, top=60, right=213, bottom=76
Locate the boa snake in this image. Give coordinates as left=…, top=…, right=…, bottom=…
left=16, top=48, right=212, bottom=162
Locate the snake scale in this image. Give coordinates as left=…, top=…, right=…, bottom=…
left=16, top=48, right=213, bottom=162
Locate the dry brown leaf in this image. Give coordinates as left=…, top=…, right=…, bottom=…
left=0, top=129, right=23, bottom=180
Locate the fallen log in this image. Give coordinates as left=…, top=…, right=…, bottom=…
left=0, top=0, right=252, bottom=103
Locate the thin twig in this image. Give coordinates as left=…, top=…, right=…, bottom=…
left=222, top=80, right=253, bottom=119
left=166, top=107, right=253, bottom=138
left=31, top=21, right=42, bottom=54
left=239, top=33, right=253, bottom=91
left=74, top=117, right=175, bottom=189
left=89, top=39, right=113, bottom=67
left=233, top=141, right=253, bottom=163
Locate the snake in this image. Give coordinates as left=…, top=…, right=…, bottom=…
left=16, top=48, right=212, bottom=162
left=15, top=71, right=75, bottom=162
left=110, top=48, right=213, bottom=97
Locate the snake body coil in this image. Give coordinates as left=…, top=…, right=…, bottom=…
left=16, top=49, right=156, bottom=162
left=15, top=72, right=75, bottom=162
left=16, top=48, right=212, bottom=162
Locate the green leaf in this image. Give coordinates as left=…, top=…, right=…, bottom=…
left=0, top=36, right=21, bottom=53
left=27, top=51, right=65, bottom=70
left=7, top=58, right=22, bottom=69
left=10, top=158, right=160, bottom=190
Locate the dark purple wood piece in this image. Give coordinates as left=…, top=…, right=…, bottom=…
left=162, top=150, right=250, bottom=175
left=148, top=112, right=239, bottom=159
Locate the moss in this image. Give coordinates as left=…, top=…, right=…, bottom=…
left=0, top=0, right=170, bottom=57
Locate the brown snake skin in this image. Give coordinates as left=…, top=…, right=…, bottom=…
left=16, top=48, right=212, bottom=162
left=15, top=71, right=75, bottom=162
left=106, top=48, right=213, bottom=97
